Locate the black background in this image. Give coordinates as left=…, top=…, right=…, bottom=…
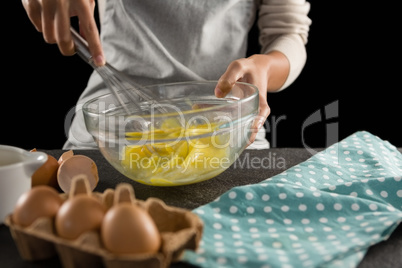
left=2, top=1, right=400, bottom=150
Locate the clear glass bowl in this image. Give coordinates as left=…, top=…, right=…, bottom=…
left=82, top=81, right=258, bottom=186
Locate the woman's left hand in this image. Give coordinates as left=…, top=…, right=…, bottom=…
left=215, top=51, right=290, bottom=146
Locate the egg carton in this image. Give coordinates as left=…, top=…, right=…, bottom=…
left=5, top=177, right=203, bottom=268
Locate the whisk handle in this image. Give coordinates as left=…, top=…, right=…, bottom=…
left=70, top=27, right=94, bottom=65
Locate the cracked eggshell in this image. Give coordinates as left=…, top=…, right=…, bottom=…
left=30, top=149, right=59, bottom=189
left=57, top=155, right=99, bottom=193
left=58, top=150, right=74, bottom=164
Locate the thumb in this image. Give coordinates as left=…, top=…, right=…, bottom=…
left=215, top=60, right=245, bottom=98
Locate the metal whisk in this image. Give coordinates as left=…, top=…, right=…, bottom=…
left=70, top=27, right=164, bottom=115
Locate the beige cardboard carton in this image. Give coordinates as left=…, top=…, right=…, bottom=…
left=5, top=176, right=203, bottom=268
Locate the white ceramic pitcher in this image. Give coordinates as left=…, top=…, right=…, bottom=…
left=0, top=145, right=47, bottom=223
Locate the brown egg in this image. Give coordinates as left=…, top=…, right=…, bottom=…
left=30, top=149, right=59, bottom=189
left=12, top=186, right=63, bottom=227
left=57, top=155, right=99, bottom=193
left=55, top=194, right=106, bottom=240
left=101, top=203, right=161, bottom=255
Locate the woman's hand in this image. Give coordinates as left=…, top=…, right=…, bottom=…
left=21, top=0, right=105, bottom=66
left=215, top=51, right=290, bottom=146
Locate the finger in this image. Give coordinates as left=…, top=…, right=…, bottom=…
left=41, top=0, right=57, bottom=43
left=215, top=59, right=247, bottom=98
left=21, top=0, right=43, bottom=31
left=76, top=4, right=105, bottom=66
left=54, top=0, right=75, bottom=55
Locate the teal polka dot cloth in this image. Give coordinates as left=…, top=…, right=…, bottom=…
left=182, top=131, right=402, bottom=268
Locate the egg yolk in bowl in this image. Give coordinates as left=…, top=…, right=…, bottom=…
left=121, top=121, right=232, bottom=186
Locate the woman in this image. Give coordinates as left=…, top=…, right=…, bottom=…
left=22, top=0, right=311, bottom=149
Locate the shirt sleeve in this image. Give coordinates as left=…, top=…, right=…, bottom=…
left=258, top=0, right=312, bottom=90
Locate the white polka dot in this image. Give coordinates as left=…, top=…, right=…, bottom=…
left=380, top=191, right=388, bottom=198
left=342, top=225, right=351, bottom=231
left=334, top=203, right=342, bottom=210
left=245, top=192, right=254, bottom=200
left=248, top=218, right=256, bottom=224
left=397, top=190, right=402, bottom=197
left=217, top=257, right=227, bottom=264
left=323, top=175, right=330, bottom=180
left=214, top=234, right=223, bottom=239
left=346, top=232, right=356, bottom=237
left=262, top=194, right=270, bottom=201
left=289, top=234, right=299, bottom=241
left=329, top=185, right=336, bottom=191
left=254, top=241, right=263, bottom=247
left=327, top=235, right=337, bottom=240
left=351, top=203, right=360, bottom=211
left=233, top=233, right=242, bottom=239
left=279, top=193, right=287, bottom=200
left=229, top=191, right=237, bottom=199
left=296, top=192, right=304, bottom=198
left=196, top=257, right=206, bottom=263
left=355, top=215, right=364, bottom=221
left=237, top=256, right=247, bottom=263
left=337, top=217, right=346, bottom=223
left=305, top=227, right=314, bottom=232
left=281, top=205, right=290, bottom=212
left=366, top=189, right=374, bottom=195
left=266, top=219, right=274, bottom=224
left=230, top=206, right=238, bottom=213
left=284, top=219, right=292, bottom=225
left=394, top=176, right=401, bottom=182
left=369, top=204, right=378, bottom=211
left=249, top=227, right=259, bottom=233
left=365, top=227, right=374, bottom=232
left=313, top=192, right=321, bottom=197
left=247, top=207, right=255, bottom=214
left=232, top=226, right=240, bottom=232
left=360, top=221, right=370, bottom=227
left=264, top=206, right=272, bottom=213
left=384, top=221, right=394, bottom=226
left=299, top=204, right=307, bottom=211
left=215, top=241, right=224, bottom=247
left=301, top=218, right=310, bottom=224
left=350, top=192, right=358, bottom=197
left=273, top=242, right=282, bottom=248
left=292, top=243, right=302, bottom=248
left=319, top=217, right=328, bottom=223
left=316, top=203, right=325, bottom=211
left=213, top=223, right=222, bottom=229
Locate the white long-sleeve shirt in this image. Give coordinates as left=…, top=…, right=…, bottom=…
left=64, top=0, right=311, bottom=149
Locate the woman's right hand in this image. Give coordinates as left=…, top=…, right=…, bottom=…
left=21, top=0, right=105, bottom=66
